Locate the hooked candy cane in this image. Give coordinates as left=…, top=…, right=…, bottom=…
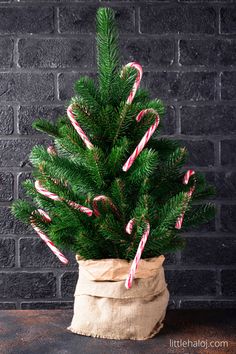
left=125, top=218, right=135, bottom=234
left=67, top=105, right=94, bottom=150
left=30, top=209, right=68, bottom=264
left=175, top=170, right=196, bottom=229
left=183, top=169, right=195, bottom=185
left=35, top=180, right=93, bottom=217
left=121, top=62, right=143, bottom=105
left=123, top=108, right=160, bottom=172
left=125, top=219, right=150, bottom=289
left=93, top=195, right=119, bottom=217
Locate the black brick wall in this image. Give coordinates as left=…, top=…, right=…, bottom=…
left=0, top=0, right=235, bottom=310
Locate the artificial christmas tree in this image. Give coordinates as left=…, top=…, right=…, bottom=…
left=12, top=8, right=215, bottom=340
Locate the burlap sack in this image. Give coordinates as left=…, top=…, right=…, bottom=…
left=68, top=255, right=169, bottom=340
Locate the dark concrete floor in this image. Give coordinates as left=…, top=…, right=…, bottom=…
left=0, top=309, right=235, bottom=354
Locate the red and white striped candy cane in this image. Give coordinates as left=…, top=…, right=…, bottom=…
left=175, top=170, right=196, bottom=229
left=121, top=62, right=143, bottom=105
left=125, top=218, right=135, bottom=234
left=123, top=108, right=160, bottom=172
left=183, top=169, right=195, bottom=185
left=93, top=195, right=119, bottom=217
left=37, top=208, right=52, bottom=223
left=67, top=105, right=94, bottom=150
left=30, top=210, right=68, bottom=264
left=125, top=220, right=150, bottom=289
left=35, top=180, right=93, bottom=217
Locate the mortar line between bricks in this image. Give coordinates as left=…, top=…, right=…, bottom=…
left=15, top=238, right=20, bottom=268
left=2, top=1, right=234, bottom=7
left=2, top=32, right=236, bottom=40
left=2, top=67, right=236, bottom=74
left=172, top=295, right=236, bottom=301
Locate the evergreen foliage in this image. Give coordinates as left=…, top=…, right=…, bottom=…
left=12, top=8, right=215, bottom=261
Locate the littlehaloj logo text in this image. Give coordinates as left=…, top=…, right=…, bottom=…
left=169, top=339, right=229, bottom=350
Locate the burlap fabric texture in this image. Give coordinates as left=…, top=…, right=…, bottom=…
left=68, top=255, right=169, bottom=340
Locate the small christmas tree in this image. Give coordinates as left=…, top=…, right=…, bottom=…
left=12, top=8, right=215, bottom=268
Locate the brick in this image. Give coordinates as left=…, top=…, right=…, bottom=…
left=221, top=72, right=236, bottom=100
left=0, top=38, right=13, bottom=68
left=0, top=303, right=16, bottom=310
left=181, top=106, right=236, bottom=135
left=0, top=239, right=15, bottom=267
left=58, top=72, right=97, bottom=101
left=181, top=237, right=236, bottom=265
left=222, top=270, right=236, bottom=296
left=0, top=272, right=56, bottom=299
left=59, top=6, right=135, bottom=34
left=61, top=272, right=78, bottom=298
left=0, top=7, right=54, bottom=34
left=0, top=207, right=33, bottom=235
left=220, top=205, right=236, bottom=232
left=0, top=138, right=50, bottom=167
left=164, top=252, right=178, bottom=265
left=0, top=73, right=54, bottom=102
left=180, top=300, right=236, bottom=309
left=215, top=172, right=236, bottom=199
left=140, top=5, right=217, bottom=34
left=21, top=302, right=73, bottom=310
left=221, top=7, right=236, bottom=34
left=18, top=105, right=65, bottom=135
left=18, top=172, right=32, bottom=200
left=161, top=106, right=176, bottom=135
left=18, top=39, right=94, bottom=69
left=122, top=39, right=174, bottom=68
left=180, top=140, right=214, bottom=167
left=0, top=172, right=13, bottom=201
left=0, top=207, right=14, bottom=234
left=179, top=39, right=236, bottom=66
left=221, top=140, right=236, bottom=167
left=20, top=238, right=77, bottom=268
left=145, top=72, right=217, bottom=101
left=0, top=106, right=14, bottom=135
left=165, top=270, right=216, bottom=296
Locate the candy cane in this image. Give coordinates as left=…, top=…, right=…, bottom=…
left=125, top=220, right=150, bottom=289
left=30, top=210, right=68, bottom=264
left=175, top=170, right=196, bottom=229
left=183, top=169, right=195, bottom=185
left=36, top=208, right=51, bottom=223
left=67, top=105, right=94, bottom=150
left=123, top=109, right=160, bottom=172
left=121, top=62, right=143, bottom=105
left=93, top=195, right=119, bottom=217
left=35, top=180, right=93, bottom=217
left=126, top=218, right=135, bottom=234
